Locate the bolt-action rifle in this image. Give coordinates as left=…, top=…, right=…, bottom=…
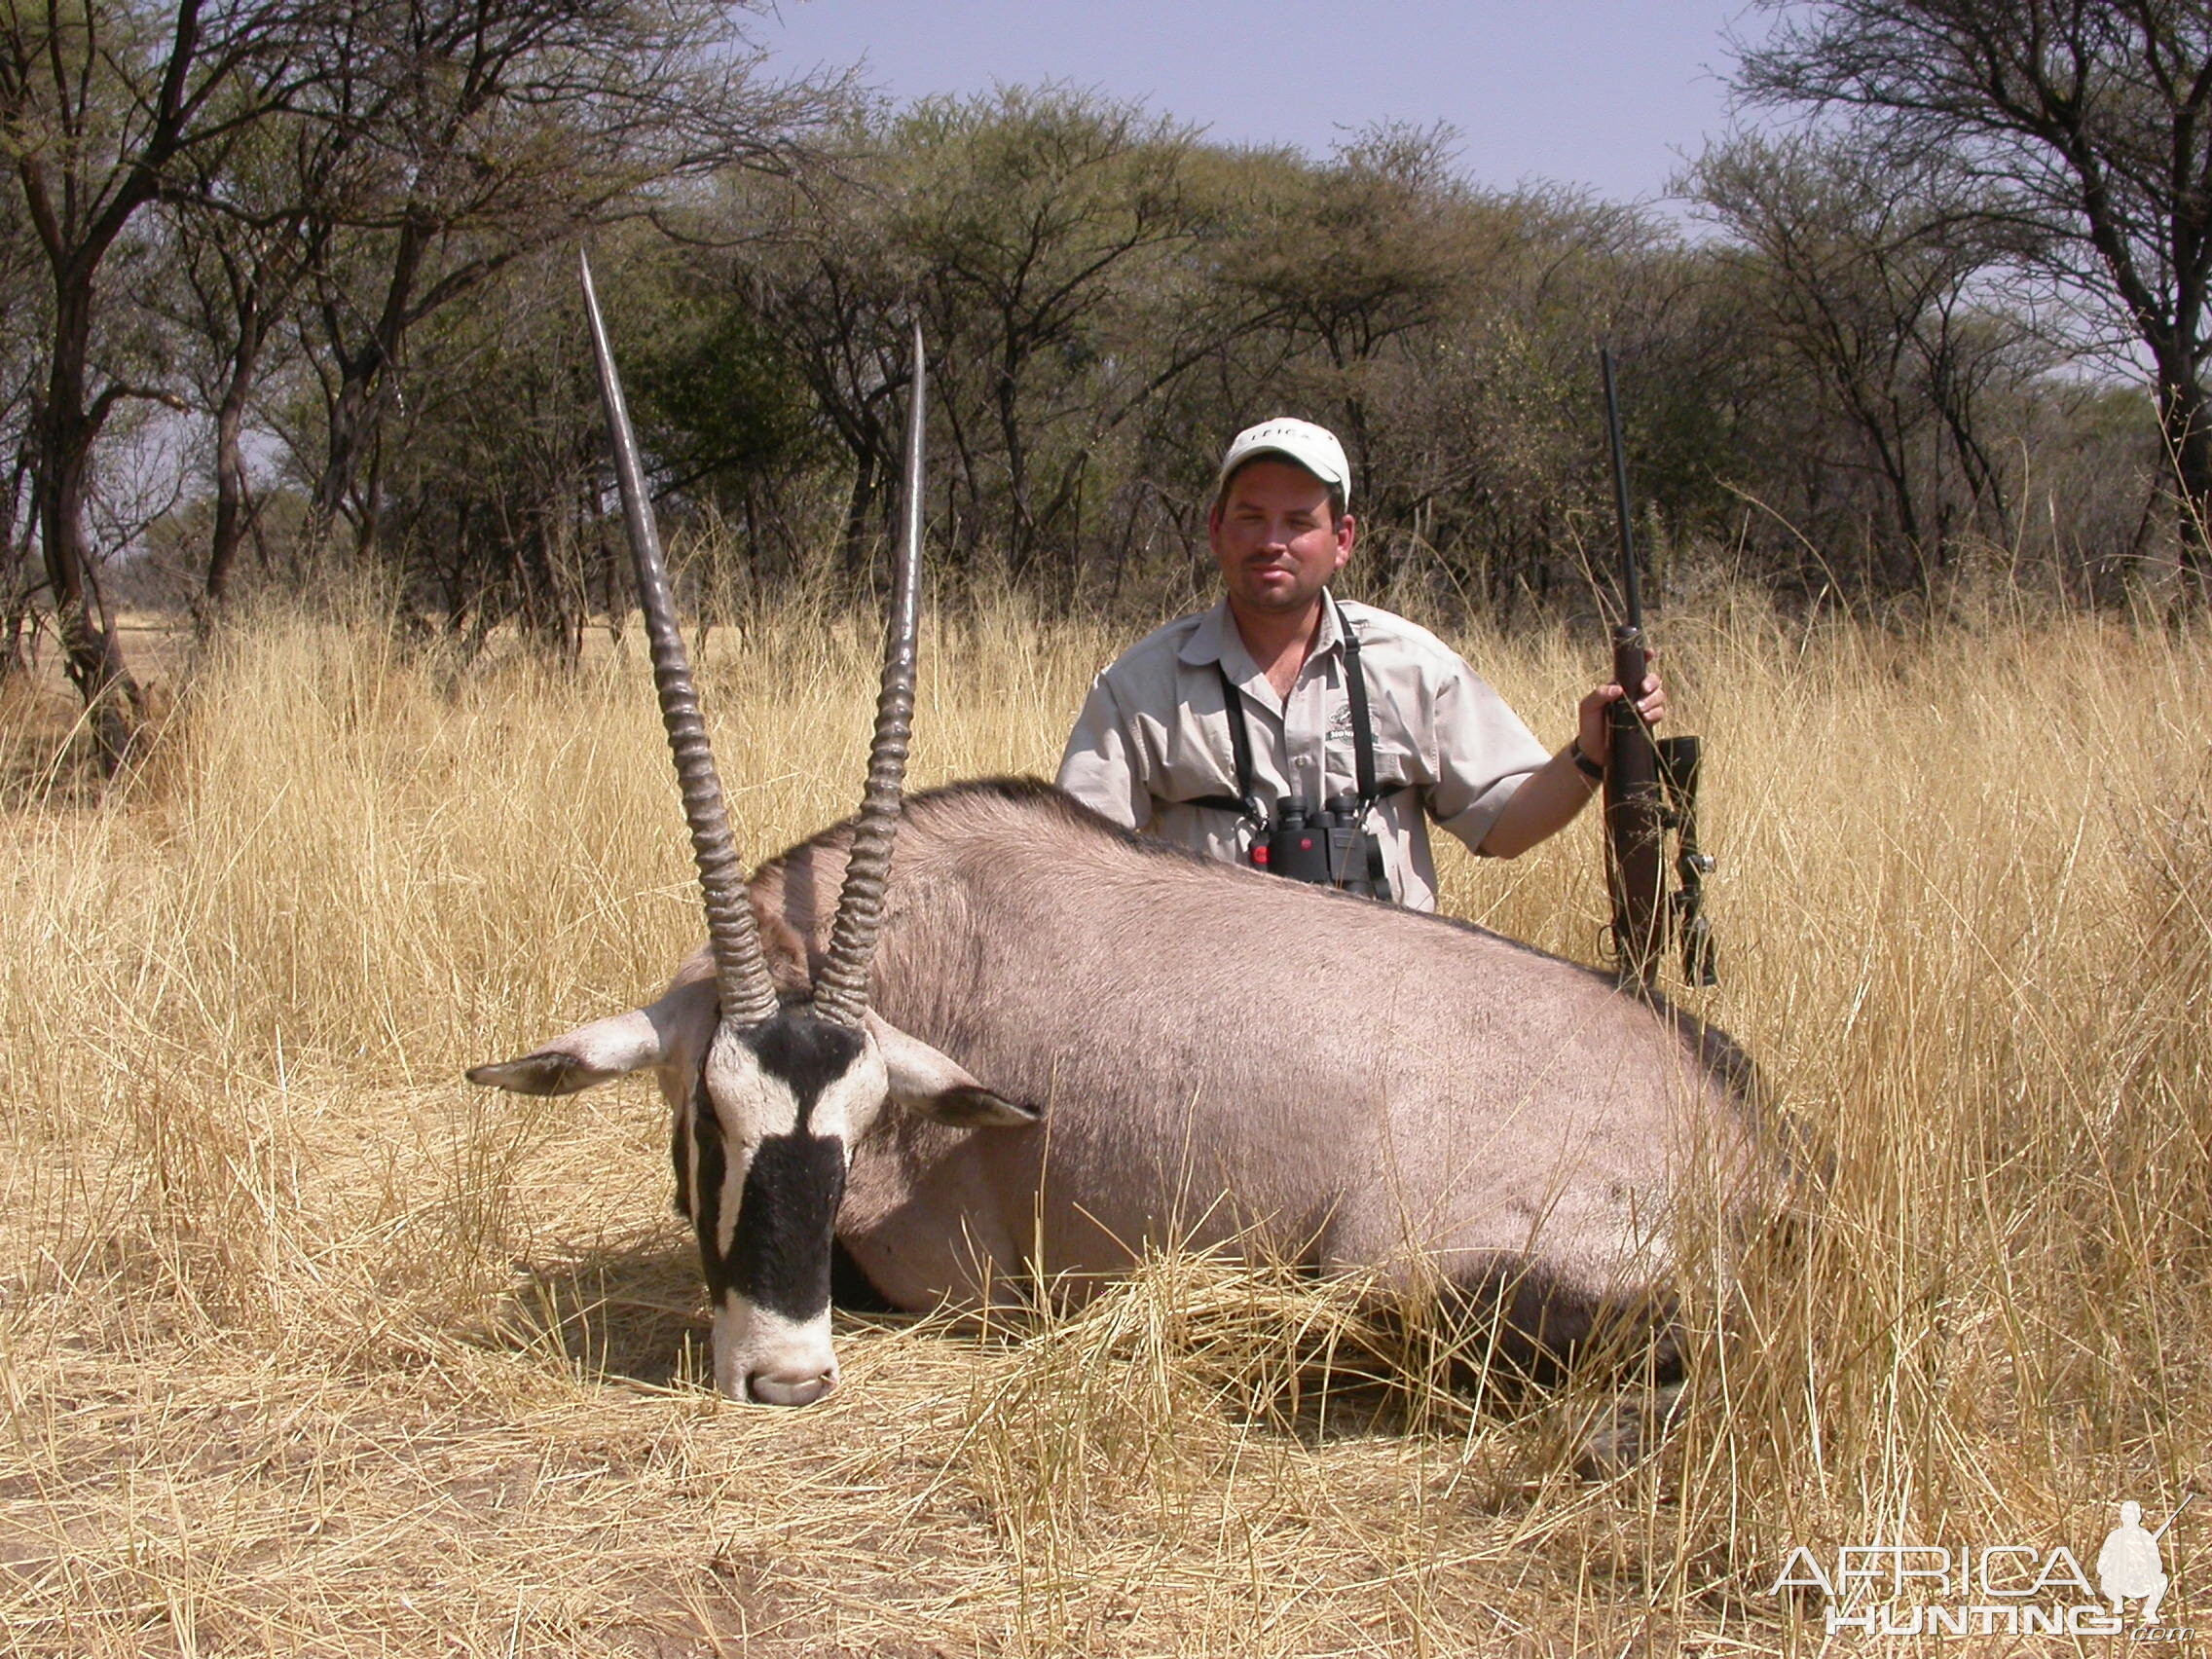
left=1599, top=348, right=1716, bottom=995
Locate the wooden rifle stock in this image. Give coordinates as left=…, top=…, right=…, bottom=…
left=1604, top=619, right=1666, bottom=992
left=1600, top=348, right=1713, bottom=994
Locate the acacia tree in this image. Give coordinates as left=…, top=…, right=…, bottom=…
left=726, top=88, right=1217, bottom=590
left=1688, top=129, right=2039, bottom=589
left=1220, top=129, right=1474, bottom=489
left=728, top=158, right=915, bottom=579
left=1737, top=0, right=2212, bottom=603
left=1212, top=129, right=1580, bottom=596
left=891, top=88, right=1209, bottom=583
left=0, top=0, right=332, bottom=763
left=291, top=0, right=826, bottom=569
left=361, top=238, right=816, bottom=656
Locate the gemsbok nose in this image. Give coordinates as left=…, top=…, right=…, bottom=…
left=745, top=1365, right=839, bottom=1407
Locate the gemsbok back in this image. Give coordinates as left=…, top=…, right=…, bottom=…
left=469, top=259, right=1783, bottom=1442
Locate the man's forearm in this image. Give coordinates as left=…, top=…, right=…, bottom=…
left=1477, top=748, right=1600, bottom=859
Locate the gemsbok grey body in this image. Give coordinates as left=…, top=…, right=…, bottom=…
left=469, top=261, right=1775, bottom=1419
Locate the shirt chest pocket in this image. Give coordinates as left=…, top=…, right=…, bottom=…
left=1295, top=682, right=1427, bottom=793
left=1351, top=682, right=1433, bottom=786
left=1159, top=709, right=1249, bottom=804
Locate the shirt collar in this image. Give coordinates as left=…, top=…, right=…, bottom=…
left=1177, top=592, right=1346, bottom=677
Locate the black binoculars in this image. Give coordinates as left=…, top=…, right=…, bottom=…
left=1250, top=793, right=1393, bottom=903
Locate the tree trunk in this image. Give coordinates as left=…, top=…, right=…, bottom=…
left=39, top=280, right=142, bottom=772
left=305, top=356, right=379, bottom=561
left=203, top=339, right=260, bottom=609
left=2158, top=363, right=2212, bottom=608
left=306, top=223, right=427, bottom=569
left=997, top=349, right=1035, bottom=582
left=839, top=452, right=881, bottom=581
left=0, top=441, right=30, bottom=680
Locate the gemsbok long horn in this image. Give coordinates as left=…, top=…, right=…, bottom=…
left=579, top=251, right=780, bottom=1029
left=811, top=319, right=927, bottom=1027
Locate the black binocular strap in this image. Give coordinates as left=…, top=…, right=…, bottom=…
left=1333, top=597, right=1379, bottom=807
left=1195, top=598, right=1387, bottom=824
left=1209, top=657, right=1263, bottom=823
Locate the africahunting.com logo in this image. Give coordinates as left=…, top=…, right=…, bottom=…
left=1766, top=1495, right=2195, bottom=1640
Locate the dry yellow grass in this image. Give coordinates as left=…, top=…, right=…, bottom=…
left=1, top=594, right=2207, bottom=1655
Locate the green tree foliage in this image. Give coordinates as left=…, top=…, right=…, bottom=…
left=288, top=0, right=827, bottom=570
left=367, top=235, right=830, bottom=658
left=683, top=94, right=1797, bottom=620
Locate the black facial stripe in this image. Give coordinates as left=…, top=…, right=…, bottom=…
left=747, top=1017, right=867, bottom=1127
left=684, top=1014, right=866, bottom=1315
left=690, top=1075, right=728, bottom=1282
left=671, top=1079, right=696, bottom=1221
left=732, top=1131, right=847, bottom=1320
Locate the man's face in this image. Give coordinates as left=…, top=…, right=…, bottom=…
left=1208, top=459, right=1354, bottom=618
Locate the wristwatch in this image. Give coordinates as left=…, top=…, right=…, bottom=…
left=1568, top=740, right=1604, bottom=782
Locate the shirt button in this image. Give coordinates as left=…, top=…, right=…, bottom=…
left=1295, top=756, right=1311, bottom=769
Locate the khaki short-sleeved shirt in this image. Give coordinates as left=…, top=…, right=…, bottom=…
left=1054, top=596, right=1551, bottom=912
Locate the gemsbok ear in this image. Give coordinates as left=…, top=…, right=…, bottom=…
left=466, top=1009, right=667, bottom=1095
left=866, top=1013, right=1041, bottom=1128
left=467, top=976, right=718, bottom=1096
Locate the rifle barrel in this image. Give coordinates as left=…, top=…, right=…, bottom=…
left=1601, top=347, right=1642, bottom=630
left=2153, top=1491, right=2197, bottom=1541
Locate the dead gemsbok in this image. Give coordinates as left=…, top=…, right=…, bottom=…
left=470, top=258, right=1780, bottom=1427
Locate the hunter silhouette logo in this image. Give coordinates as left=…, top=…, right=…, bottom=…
left=2098, top=1495, right=2191, bottom=1627
left=1767, top=1493, right=2197, bottom=1639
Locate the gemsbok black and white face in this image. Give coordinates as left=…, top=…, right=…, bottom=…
left=472, top=983, right=1037, bottom=1404
left=481, top=1018, right=892, bottom=1403
left=467, top=263, right=1036, bottom=1405
left=689, top=1015, right=876, bottom=1403
left=676, top=1014, right=1030, bottom=1403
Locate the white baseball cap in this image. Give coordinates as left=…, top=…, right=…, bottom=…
left=1215, top=418, right=1351, bottom=507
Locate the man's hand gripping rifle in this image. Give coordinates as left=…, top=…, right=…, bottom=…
left=1600, top=348, right=1717, bottom=995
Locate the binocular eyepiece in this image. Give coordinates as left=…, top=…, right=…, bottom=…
left=1250, top=793, right=1393, bottom=903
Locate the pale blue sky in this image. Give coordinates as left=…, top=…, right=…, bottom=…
left=756, top=0, right=1769, bottom=204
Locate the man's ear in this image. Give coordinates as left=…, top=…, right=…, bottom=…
left=865, top=1013, right=1041, bottom=1127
